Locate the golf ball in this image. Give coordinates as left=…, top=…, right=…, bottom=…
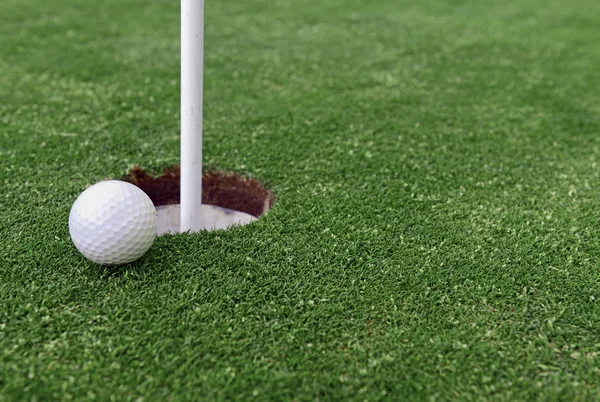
left=69, top=180, right=157, bottom=265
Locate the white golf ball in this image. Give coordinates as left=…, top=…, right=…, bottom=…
left=69, top=180, right=157, bottom=265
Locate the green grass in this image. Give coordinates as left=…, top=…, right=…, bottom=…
left=2, top=0, right=600, bottom=399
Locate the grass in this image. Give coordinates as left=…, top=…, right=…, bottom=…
left=2, top=0, right=600, bottom=399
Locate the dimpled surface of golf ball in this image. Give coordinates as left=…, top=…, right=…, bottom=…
left=69, top=180, right=157, bottom=265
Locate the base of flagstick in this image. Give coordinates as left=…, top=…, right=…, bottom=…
left=156, top=204, right=257, bottom=235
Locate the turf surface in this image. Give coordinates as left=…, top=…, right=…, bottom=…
left=2, top=0, right=600, bottom=400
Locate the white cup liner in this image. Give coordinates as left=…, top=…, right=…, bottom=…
left=156, top=204, right=257, bottom=235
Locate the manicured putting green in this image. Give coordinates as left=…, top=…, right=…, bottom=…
left=1, top=0, right=600, bottom=400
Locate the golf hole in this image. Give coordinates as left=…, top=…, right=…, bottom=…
left=125, top=166, right=274, bottom=235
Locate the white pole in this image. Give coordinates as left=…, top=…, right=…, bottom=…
left=180, top=0, right=204, bottom=232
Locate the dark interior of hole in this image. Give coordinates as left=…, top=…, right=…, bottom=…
left=125, top=166, right=273, bottom=218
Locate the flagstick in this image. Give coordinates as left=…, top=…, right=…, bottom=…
left=180, top=0, right=204, bottom=232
